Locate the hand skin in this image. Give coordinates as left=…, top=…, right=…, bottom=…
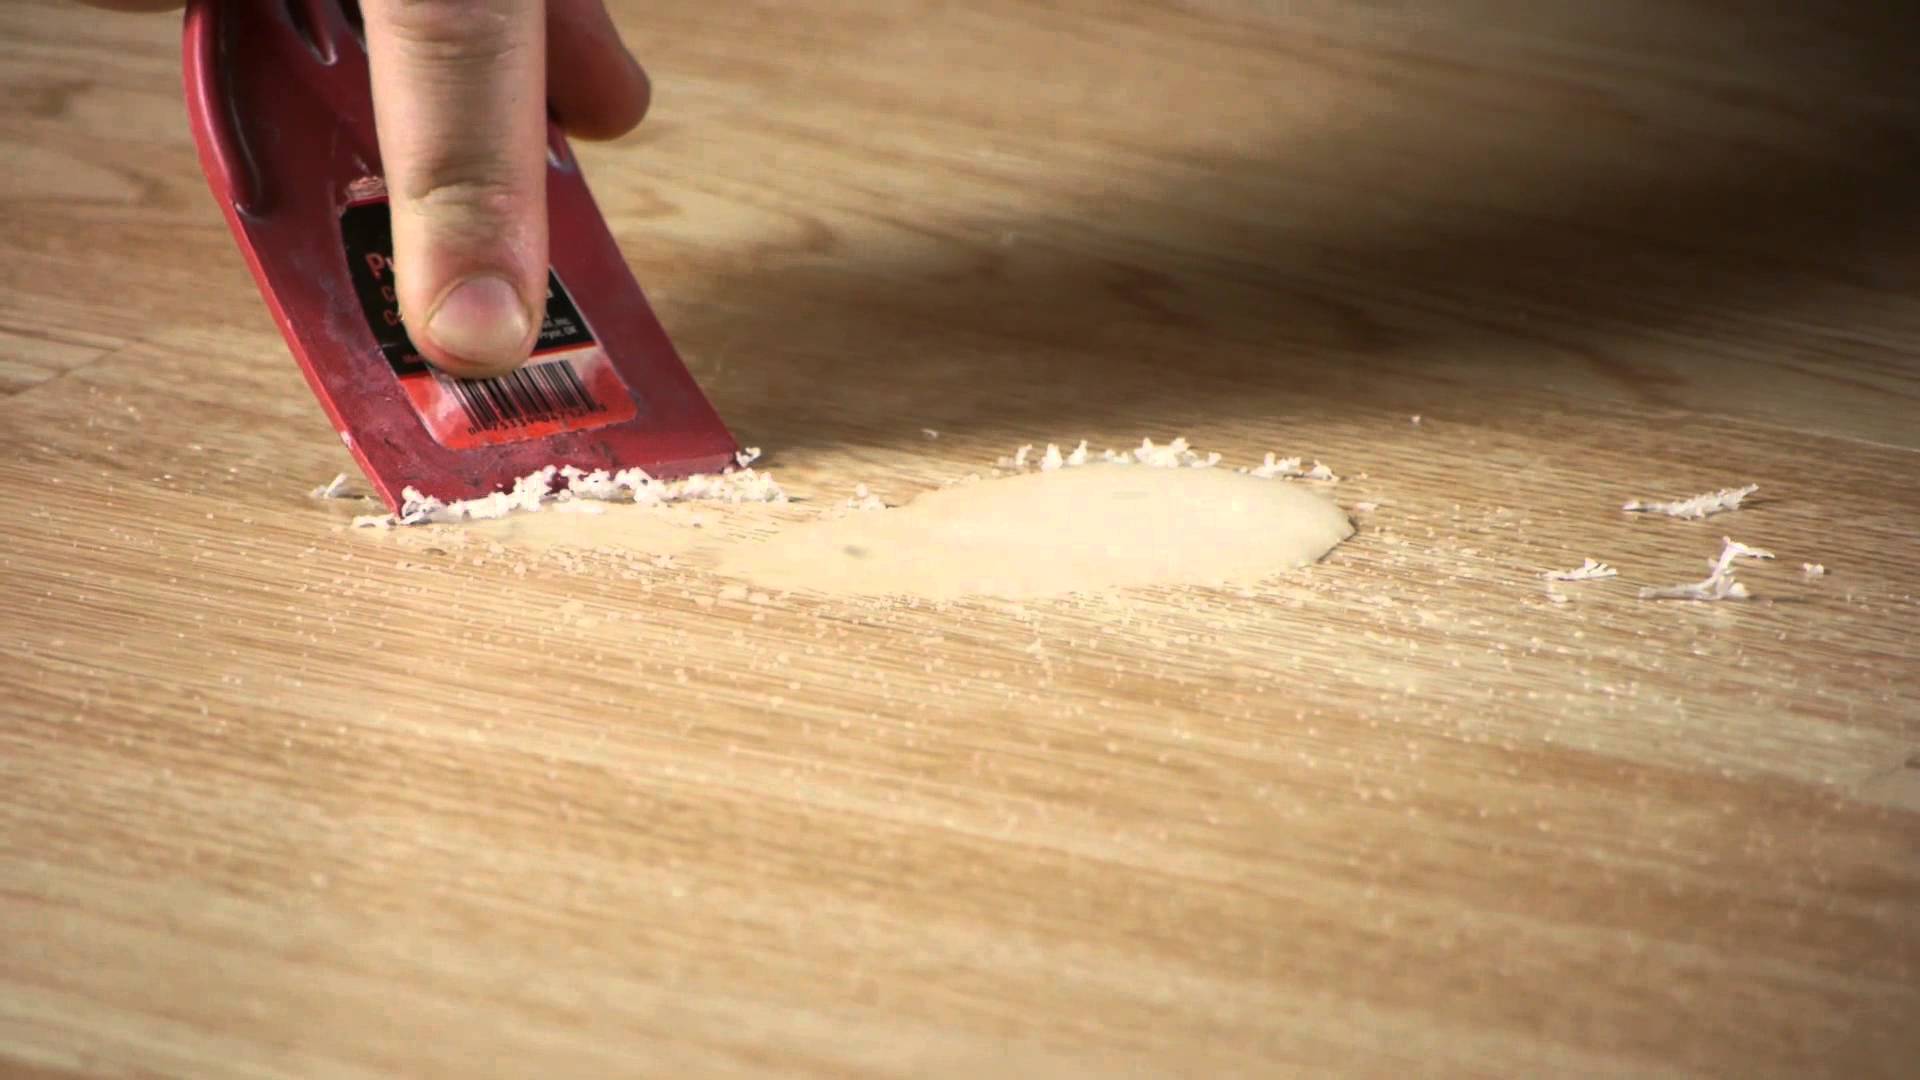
left=75, top=0, right=650, bottom=378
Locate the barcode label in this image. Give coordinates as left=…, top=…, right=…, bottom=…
left=443, top=359, right=605, bottom=434
left=400, top=343, right=636, bottom=449
left=342, top=193, right=639, bottom=449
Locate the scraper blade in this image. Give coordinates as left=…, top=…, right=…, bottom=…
left=181, top=0, right=738, bottom=511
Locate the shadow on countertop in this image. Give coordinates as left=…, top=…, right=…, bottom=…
left=649, top=1, right=1920, bottom=454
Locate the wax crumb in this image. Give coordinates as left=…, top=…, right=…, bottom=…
left=1248, top=454, right=1300, bottom=479
left=1124, top=438, right=1220, bottom=469
left=1640, top=537, right=1773, bottom=601
left=1410, top=415, right=1422, bottom=425
left=1803, top=563, right=1826, bottom=577
left=353, top=457, right=787, bottom=527
left=309, top=473, right=352, bottom=499
left=1544, top=558, right=1618, bottom=581
left=921, top=428, right=940, bottom=439
left=1622, top=484, right=1758, bottom=519
left=997, top=437, right=1341, bottom=478
left=1245, top=453, right=1336, bottom=481
left=846, top=484, right=886, bottom=511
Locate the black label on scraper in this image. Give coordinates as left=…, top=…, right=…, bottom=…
left=339, top=200, right=595, bottom=377
left=337, top=195, right=638, bottom=449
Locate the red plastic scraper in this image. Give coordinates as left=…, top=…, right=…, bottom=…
left=181, top=0, right=738, bottom=511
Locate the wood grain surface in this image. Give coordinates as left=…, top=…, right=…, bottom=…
left=3, top=0, right=1917, bottom=1076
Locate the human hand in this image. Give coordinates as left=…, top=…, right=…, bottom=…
left=77, top=0, right=652, bottom=378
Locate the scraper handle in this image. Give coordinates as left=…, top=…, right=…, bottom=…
left=178, top=0, right=741, bottom=508
left=182, top=0, right=260, bottom=213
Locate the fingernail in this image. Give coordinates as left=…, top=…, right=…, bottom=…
left=426, top=276, right=531, bottom=371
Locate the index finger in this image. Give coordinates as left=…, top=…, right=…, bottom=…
left=360, top=0, right=548, bottom=379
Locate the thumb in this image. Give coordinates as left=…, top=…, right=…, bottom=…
left=361, top=0, right=547, bottom=379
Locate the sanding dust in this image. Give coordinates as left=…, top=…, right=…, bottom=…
left=1623, top=483, right=1757, bottom=519
left=451, top=501, right=721, bottom=558
left=714, top=463, right=1353, bottom=600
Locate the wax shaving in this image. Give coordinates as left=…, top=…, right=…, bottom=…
left=1244, top=453, right=1337, bottom=481
left=994, top=444, right=1035, bottom=470
left=1639, top=537, right=1773, bottom=601
left=1104, top=438, right=1222, bottom=470
left=1545, top=558, right=1618, bottom=581
left=309, top=473, right=352, bottom=499
left=1622, top=483, right=1758, bottom=519
left=999, top=438, right=1330, bottom=476
left=1249, top=454, right=1301, bottom=479
left=352, top=449, right=785, bottom=528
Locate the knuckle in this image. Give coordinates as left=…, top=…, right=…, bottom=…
left=378, top=0, right=527, bottom=65
left=367, top=0, right=543, bottom=230
left=401, top=170, right=526, bottom=225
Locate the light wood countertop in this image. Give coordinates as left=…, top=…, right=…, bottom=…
left=2, top=1, right=1916, bottom=1075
